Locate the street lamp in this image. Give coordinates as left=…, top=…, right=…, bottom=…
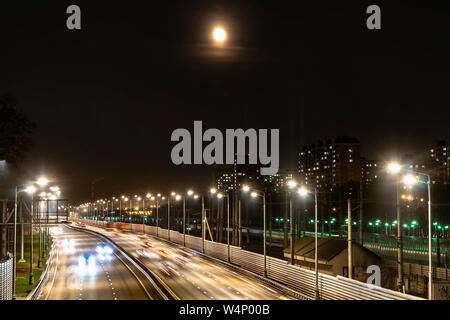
left=387, top=161, right=406, bottom=293
left=404, top=170, right=433, bottom=300
left=297, top=186, right=320, bottom=300
left=286, top=180, right=298, bottom=265
left=242, top=185, right=267, bottom=277
left=13, top=177, right=49, bottom=298
left=178, top=190, right=198, bottom=246
left=24, top=185, right=36, bottom=286
left=168, top=192, right=177, bottom=241
left=387, top=161, right=433, bottom=299
left=215, top=191, right=231, bottom=262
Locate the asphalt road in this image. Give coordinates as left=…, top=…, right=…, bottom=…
left=35, top=225, right=149, bottom=300
left=83, top=224, right=294, bottom=300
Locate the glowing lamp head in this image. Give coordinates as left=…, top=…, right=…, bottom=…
left=297, top=187, right=308, bottom=197
left=25, top=185, right=36, bottom=194
left=36, top=177, right=49, bottom=186
left=217, top=193, right=223, bottom=199
left=212, top=27, right=226, bottom=42
left=175, top=195, right=181, bottom=201
left=146, top=193, right=152, bottom=198
left=402, top=174, right=417, bottom=186
left=242, top=185, right=250, bottom=192
left=250, top=192, right=257, bottom=198
left=287, top=180, right=297, bottom=189
left=210, top=188, right=217, bottom=194
left=187, top=190, right=194, bottom=196
left=387, top=162, right=401, bottom=175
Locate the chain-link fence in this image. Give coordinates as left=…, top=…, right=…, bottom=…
left=0, top=253, right=13, bottom=300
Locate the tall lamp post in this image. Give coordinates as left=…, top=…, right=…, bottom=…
left=286, top=180, right=298, bottom=265
left=298, top=185, right=320, bottom=300
left=388, top=161, right=433, bottom=299
left=168, top=192, right=176, bottom=241
left=25, top=185, right=37, bottom=285
left=13, top=177, right=48, bottom=299
left=177, top=190, right=198, bottom=246
left=216, top=192, right=230, bottom=262
left=391, top=163, right=433, bottom=299
left=242, top=185, right=267, bottom=277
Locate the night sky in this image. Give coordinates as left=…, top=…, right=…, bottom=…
left=1, top=1, right=449, bottom=202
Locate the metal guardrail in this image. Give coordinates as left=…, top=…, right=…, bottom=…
left=76, top=218, right=423, bottom=300
left=27, top=244, right=55, bottom=300
left=0, top=254, right=13, bottom=300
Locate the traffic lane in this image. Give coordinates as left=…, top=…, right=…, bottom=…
left=98, top=229, right=291, bottom=300
left=39, top=226, right=148, bottom=300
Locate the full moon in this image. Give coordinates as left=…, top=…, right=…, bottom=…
left=212, top=27, right=226, bottom=42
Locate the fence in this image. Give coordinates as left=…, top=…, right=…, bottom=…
left=0, top=254, right=13, bottom=300
left=76, top=218, right=422, bottom=300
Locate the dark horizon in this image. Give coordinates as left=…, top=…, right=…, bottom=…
left=1, top=1, right=449, bottom=203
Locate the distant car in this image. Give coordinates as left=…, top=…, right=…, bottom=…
left=158, top=250, right=172, bottom=259
left=76, top=222, right=86, bottom=228
left=142, top=241, right=153, bottom=248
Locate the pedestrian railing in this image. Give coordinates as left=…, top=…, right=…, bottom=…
left=0, top=254, right=13, bottom=300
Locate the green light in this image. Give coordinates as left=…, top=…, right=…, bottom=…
left=384, top=223, right=389, bottom=227
left=393, top=220, right=398, bottom=224
left=275, top=218, right=279, bottom=222
left=445, top=226, right=449, bottom=229
left=412, top=220, right=417, bottom=225
left=433, top=222, right=438, bottom=226
left=438, top=226, right=442, bottom=229
left=376, top=219, right=381, bottom=223
left=353, top=222, right=357, bottom=225
left=403, top=224, right=408, bottom=228
left=369, top=222, right=373, bottom=226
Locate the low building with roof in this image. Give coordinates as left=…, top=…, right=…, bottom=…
left=283, top=236, right=381, bottom=281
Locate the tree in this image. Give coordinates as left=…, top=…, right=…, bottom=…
left=0, top=94, right=36, bottom=167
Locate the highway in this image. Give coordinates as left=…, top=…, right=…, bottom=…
left=80, top=224, right=295, bottom=300
left=35, top=225, right=150, bottom=300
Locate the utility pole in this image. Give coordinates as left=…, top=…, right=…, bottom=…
left=348, top=199, right=353, bottom=279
